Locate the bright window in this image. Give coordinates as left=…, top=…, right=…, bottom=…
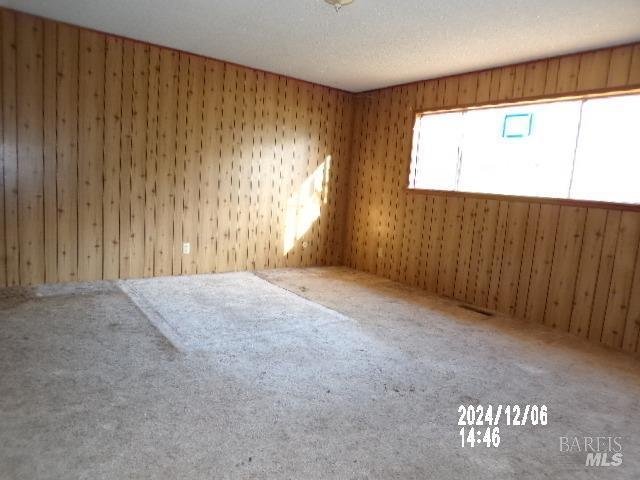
left=409, top=92, right=640, bottom=205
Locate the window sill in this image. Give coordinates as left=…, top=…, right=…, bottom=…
left=404, top=188, right=640, bottom=212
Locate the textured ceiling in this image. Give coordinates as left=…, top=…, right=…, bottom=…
left=7, top=0, right=640, bottom=92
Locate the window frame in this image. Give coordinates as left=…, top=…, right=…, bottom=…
left=406, top=85, right=640, bottom=212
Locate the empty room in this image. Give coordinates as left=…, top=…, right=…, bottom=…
left=1, top=0, right=639, bottom=478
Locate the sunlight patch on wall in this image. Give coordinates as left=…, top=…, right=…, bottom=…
left=284, top=156, right=332, bottom=255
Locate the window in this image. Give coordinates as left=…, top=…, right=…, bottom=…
left=409, top=92, right=640, bottom=205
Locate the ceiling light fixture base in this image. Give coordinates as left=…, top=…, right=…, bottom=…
left=325, top=0, right=354, bottom=12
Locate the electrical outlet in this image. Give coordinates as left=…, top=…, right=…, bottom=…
left=182, top=242, right=191, bottom=254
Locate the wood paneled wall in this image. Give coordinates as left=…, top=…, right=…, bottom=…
left=2, top=8, right=639, bottom=356
left=344, top=43, right=640, bottom=354
left=0, top=8, right=354, bottom=286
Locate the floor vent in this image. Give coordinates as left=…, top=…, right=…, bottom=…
left=458, top=304, right=495, bottom=317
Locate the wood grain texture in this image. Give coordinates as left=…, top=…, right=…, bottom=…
left=0, top=15, right=4, bottom=287
left=55, top=23, right=79, bottom=283
left=77, top=30, right=105, bottom=281
left=345, top=42, right=640, bottom=354
left=102, top=36, right=122, bottom=280
left=129, top=42, right=149, bottom=278
left=0, top=8, right=354, bottom=286
left=2, top=9, right=19, bottom=286
left=16, top=13, right=45, bottom=285
left=43, top=20, right=57, bottom=283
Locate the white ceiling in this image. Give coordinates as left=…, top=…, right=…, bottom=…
left=7, top=0, right=640, bottom=92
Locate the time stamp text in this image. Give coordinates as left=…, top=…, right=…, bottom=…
left=458, top=404, right=548, bottom=448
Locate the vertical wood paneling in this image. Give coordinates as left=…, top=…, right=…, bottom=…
left=237, top=69, right=255, bottom=270
left=154, top=49, right=178, bottom=276
left=588, top=212, right=623, bottom=343
left=320, top=89, right=338, bottom=267
left=173, top=53, right=189, bottom=276
left=306, top=84, right=321, bottom=267
left=343, top=95, right=363, bottom=267
left=118, top=40, right=134, bottom=278
left=452, top=198, right=478, bottom=299
left=470, top=200, right=499, bottom=307
left=628, top=45, right=640, bottom=84
left=55, top=23, right=78, bottom=283
left=345, top=40, right=640, bottom=354
left=488, top=69, right=501, bottom=101
left=181, top=55, right=204, bottom=275
left=200, top=59, right=224, bottom=273
left=475, top=71, right=491, bottom=103
left=0, top=7, right=354, bottom=288
left=0, top=14, right=4, bottom=287
left=544, top=207, right=587, bottom=330
left=388, top=86, right=413, bottom=280
left=437, top=197, right=464, bottom=297
left=143, top=45, right=159, bottom=277
left=496, top=202, right=529, bottom=315
left=77, top=30, right=105, bottom=281
left=364, top=89, right=389, bottom=273
left=577, top=50, right=611, bottom=91
left=266, top=73, right=282, bottom=268
left=373, top=89, right=393, bottom=275
left=622, top=245, right=640, bottom=353
left=103, top=36, right=122, bottom=280
left=569, top=209, right=608, bottom=337
left=514, top=203, right=540, bottom=318
left=512, top=65, right=526, bottom=98
left=457, top=74, right=477, bottom=105
left=357, top=96, right=374, bottom=272
left=423, top=196, right=446, bottom=292
left=322, top=90, right=339, bottom=266
left=16, top=13, right=45, bottom=285
left=361, top=92, right=379, bottom=272
left=216, top=64, right=237, bottom=271
left=465, top=199, right=487, bottom=303
left=607, top=46, right=632, bottom=87
left=523, top=60, right=547, bottom=96
left=600, top=212, right=640, bottom=348
left=555, top=55, right=580, bottom=93
left=245, top=70, right=260, bottom=270
left=227, top=66, right=244, bottom=270
left=254, top=72, right=275, bottom=269
left=43, top=21, right=57, bottom=284
left=497, top=66, right=516, bottom=100
left=129, top=43, right=149, bottom=278
left=577, top=50, right=611, bottom=90
left=543, top=58, right=560, bottom=95
left=486, top=202, right=509, bottom=310
left=404, top=195, right=426, bottom=286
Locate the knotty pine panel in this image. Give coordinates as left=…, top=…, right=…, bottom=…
left=0, top=8, right=354, bottom=286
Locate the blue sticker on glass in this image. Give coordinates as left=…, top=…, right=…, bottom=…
left=502, top=113, right=533, bottom=138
